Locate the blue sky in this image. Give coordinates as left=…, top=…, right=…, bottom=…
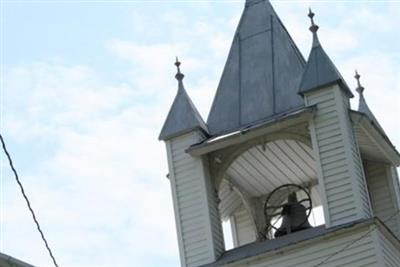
left=0, top=1, right=399, bottom=266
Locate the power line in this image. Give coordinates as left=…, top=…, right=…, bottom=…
left=313, top=210, right=400, bottom=267
left=0, top=134, right=60, bottom=267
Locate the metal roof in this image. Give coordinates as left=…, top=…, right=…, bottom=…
left=206, top=0, right=306, bottom=136
left=299, top=10, right=353, bottom=97
left=159, top=77, right=208, bottom=141
left=358, top=93, right=385, bottom=133
left=187, top=107, right=314, bottom=156
left=0, top=252, right=37, bottom=267
left=354, top=71, right=385, bottom=134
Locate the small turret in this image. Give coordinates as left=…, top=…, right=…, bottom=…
left=159, top=58, right=208, bottom=141
left=299, top=9, right=353, bottom=97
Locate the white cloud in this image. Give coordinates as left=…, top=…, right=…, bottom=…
left=2, top=60, right=178, bottom=266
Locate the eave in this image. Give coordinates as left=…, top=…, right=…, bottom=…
left=351, top=110, right=400, bottom=166
left=187, top=107, right=315, bottom=157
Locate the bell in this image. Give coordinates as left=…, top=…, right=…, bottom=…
left=274, top=192, right=312, bottom=238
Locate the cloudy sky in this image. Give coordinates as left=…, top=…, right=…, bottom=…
left=0, top=0, right=399, bottom=266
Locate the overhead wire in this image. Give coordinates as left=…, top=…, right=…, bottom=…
left=0, top=134, right=60, bottom=267
left=312, top=210, right=400, bottom=267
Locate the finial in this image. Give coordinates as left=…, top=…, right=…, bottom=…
left=175, top=57, right=184, bottom=81
left=308, top=8, right=319, bottom=34
left=354, top=70, right=364, bottom=94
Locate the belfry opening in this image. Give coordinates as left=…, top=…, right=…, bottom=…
left=216, top=136, right=325, bottom=247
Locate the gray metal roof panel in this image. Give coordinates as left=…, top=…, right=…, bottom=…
left=206, top=0, right=306, bottom=136
left=299, top=40, right=353, bottom=97
left=0, top=252, right=37, bottom=267
left=358, top=94, right=386, bottom=134
left=159, top=81, right=208, bottom=141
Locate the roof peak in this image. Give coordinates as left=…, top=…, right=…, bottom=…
left=159, top=59, right=208, bottom=140
left=354, top=70, right=365, bottom=95
left=353, top=70, right=385, bottom=134
left=206, top=0, right=306, bottom=135
left=299, top=8, right=353, bottom=97
left=308, top=8, right=321, bottom=48
left=175, top=57, right=184, bottom=81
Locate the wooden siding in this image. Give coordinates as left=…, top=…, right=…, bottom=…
left=218, top=179, right=242, bottom=220
left=231, top=206, right=257, bottom=247
left=377, top=227, right=400, bottom=267
left=227, top=224, right=378, bottom=267
left=225, top=140, right=317, bottom=198
left=306, top=85, right=371, bottom=227
left=365, top=161, right=400, bottom=238
left=166, top=132, right=224, bottom=267
left=353, top=125, right=389, bottom=163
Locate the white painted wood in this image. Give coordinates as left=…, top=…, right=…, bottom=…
left=351, top=112, right=400, bottom=166
left=226, top=222, right=379, bottom=267
left=305, top=85, right=371, bottom=227
left=388, top=166, right=400, bottom=237
left=218, top=180, right=242, bottom=220
left=166, top=131, right=224, bottom=267
left=377, top=225, right=400, bottom=267
left=225, top=140, right=317, bottom=198
left=371, top=227, right=385, bottom=267
left=187, top=109, right=314, bottom=157
left=231, top=206, right=257, bottom=247
left=365, top=161, right=400, bottom=238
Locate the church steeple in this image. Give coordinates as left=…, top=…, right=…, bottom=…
left=207, top=0, right=305, bottom=135
left=159, top=58, right=208, bottom=140
left=299, top=9, right=353, bottom=97
left=354, top=70, right=385, bottom=134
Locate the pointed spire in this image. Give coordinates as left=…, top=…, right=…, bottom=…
left=354, top=70, right=368, bottom=112
left=207, top=0, right=305, bottom=135
left=353, top=70, right=385, bottom=134
left=308, top=8, right=320, bottom=47
left=354, top=70, right=364, bottom=95
left=175, top=57, right=185, bottom=81
left=159, top=59, right=208, bottom=140
left=299, top=8, right=353, bottom=97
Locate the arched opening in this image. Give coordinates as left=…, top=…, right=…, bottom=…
left=217, top=139, right=325, bottom=248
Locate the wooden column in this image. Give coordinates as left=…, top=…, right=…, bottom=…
left=305, top=84, right=372, bottom=227
left=165, top=131, right=224, bottom=267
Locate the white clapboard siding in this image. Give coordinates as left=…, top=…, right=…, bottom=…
left=306, top=85, right=371, bottom=227
left=218, top=179, right=242, bottom=220
left=378, top=228, right=400, bottom=267
left=365, top=161, right=400, bottom=238
left=228, top=224, right=378, bottom=267
left=231, top=206, right=257, bottom=247
left=225, top=140, right=317, bottom=198
left=166, top=131, right=224, bottom=267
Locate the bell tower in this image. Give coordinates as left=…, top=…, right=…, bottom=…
left=160, top=1, right=400, bottom=267
left=159, top=59, right=224, bottom=267
left=299, top=9, right=372, bottom=228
